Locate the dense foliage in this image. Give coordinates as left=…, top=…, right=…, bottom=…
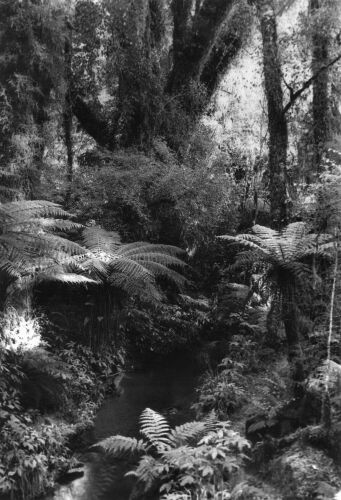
left=95, top=408, right=250, bottom=499
left=0, top=0, right=341, bottom=498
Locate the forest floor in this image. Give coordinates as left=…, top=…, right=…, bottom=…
left=227, top=348, right=341, bottom=500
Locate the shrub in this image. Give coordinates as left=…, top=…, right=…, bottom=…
left=193, top=359, right=248, bottom=419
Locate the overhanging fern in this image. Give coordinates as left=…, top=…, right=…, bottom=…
left=79, top=226, right=188, bottom=301
left=218, top=222, right=334, bottom=296
left=0, top=200, right=91, bottom=301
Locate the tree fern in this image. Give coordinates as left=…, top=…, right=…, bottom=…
left=0, top=200, right=88, bottom=304
left=219, top=222, right=333, bottom=296
left=0, top=204, right=187, bottom=305
left=80, top=226, right=188, bottom=301
left=219, top=222, right=335, bottom=391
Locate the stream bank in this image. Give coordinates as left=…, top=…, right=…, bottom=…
left=49, top=349, right=203, bottom=500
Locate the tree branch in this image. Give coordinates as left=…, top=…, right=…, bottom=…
left=201, top=3, right=252, bottom=95
left=167, top=0, right=234, bottom=93
left=283, top=52, right=341, bottom=115
left=276, top=0, right=297, bottom=16
left=72, top=95, right=114, bottom=149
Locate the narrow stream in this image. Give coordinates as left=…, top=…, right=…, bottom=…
left=51, top=350, right=202, bottom=500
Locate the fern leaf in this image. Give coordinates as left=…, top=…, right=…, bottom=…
left=281, top=222, right=307, bottom=239
left=140, top=408, right=173, bottom=452
left=116, top=243, right=184, bottom=257
left=171, top=420, right=214, bottom=446
left=139, top=261, right=187, bottom=287
left=252, top=224, right=279, bottom=238
left=0, top=200, right=71, bottom=220
left=29, top=218, right=83, bottom=231
left=36, top=273, right=98, bottom=285
left=126, top=455, right=164, bottom=491
left=131, top=252, right=186, bottom=266
left=93, top=435, right=146, bottom=458
left=82, top=226, right=121, bottom=254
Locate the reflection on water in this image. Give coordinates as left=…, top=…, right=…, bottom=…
left=50, top=351, right=201, bottom=500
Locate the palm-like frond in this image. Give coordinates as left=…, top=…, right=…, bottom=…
left=82, top=226, right=121, bottom=255
left=115, top=242, right=184, bottom=257
left=0, top=200, right=71, bottom=224
left=0, top=203, right=187, bottom=302
left=35, top=273, right=98, bottom=285
left=0, top=201, right=86, bottom=293
left=81, top=226, right=187, bottom=300
left=219, top=223, right=334, bottom=295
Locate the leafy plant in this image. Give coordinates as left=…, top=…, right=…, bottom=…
left=219, top=222, right=334, bottom=390
left=0, top=200, right=93, bottom=308
left=193, top=358, right=248, bottom=419
left=79, top=226, right=187, bottom=300
left=94, top=408, right=250, bottom=498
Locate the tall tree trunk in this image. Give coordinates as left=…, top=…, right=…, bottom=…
left=257, top=0, right=288, bottom=227
left=310, top=0, right=330, bottom=175
left=167, top=0, right=235, bottom=93
left=64, top=22, right=73, bottom=208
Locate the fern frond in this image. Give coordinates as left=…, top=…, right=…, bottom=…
left=0, top=200, right=71, bottom=220
left=93, top=435, right=146, bottom=458
left=126, top=455, right=164, bottom=490
left=115, top=243, right=184, bottom=257
left=109, top=258, right=154, bottom=284
left=252, top=225, right=279, bottom=239
left=29, top=218, right=83, bottom=231
left=30, top=234, right=85, bottom=255
left=139, top=261, right=187, bottom=287
left=140, top=408, right=173, bottom=452
left=281, top=222, right=307, bottom=239
left=228, top=250, right=267, bottom=270
left=218, top=233, right=271, bottom=254
left=171, top=421, right=212, bottom=446
left=131, top=252, right=186, bottom=267
left=77, top=257, right=108, bottom=280
left=82, top=226, right=121, bottom=254
left=35, top=273, right=98, bottom=285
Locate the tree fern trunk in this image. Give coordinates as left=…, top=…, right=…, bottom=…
left=266, top=293, right=282, bottom=345
left=283, top=300, right=305, bottom=397
left=86, top=286, right=123, bottom=351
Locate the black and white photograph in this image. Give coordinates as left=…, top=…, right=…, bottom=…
left=0, top=0, right=341, bottom=498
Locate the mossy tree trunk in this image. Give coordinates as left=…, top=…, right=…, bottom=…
left=310, top=0, right=330, bottom=176
left=72, top=0, right=252, bottom=151
left=257, top=0, right=288, bottom=227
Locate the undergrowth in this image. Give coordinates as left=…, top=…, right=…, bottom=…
left=0, top=308, right=121, bottom=500
left=95, top=407, right=250, bottom=499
